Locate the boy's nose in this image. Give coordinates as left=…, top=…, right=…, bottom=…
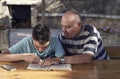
left=38, top=48, right=45, bottom=52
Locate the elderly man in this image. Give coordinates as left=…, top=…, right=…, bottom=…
left=39, top=10, right=109, bottom=66
left=57, top=10, right=110, bottom=64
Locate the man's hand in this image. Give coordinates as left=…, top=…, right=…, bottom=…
left=23, top=53, right=40, bottom=64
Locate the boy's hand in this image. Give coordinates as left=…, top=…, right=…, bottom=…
left=39, top=58, right=59, bottom=67
left=23, top=53, right=40, bottom=63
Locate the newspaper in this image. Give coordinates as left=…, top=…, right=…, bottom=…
left=27, top=64, right=72, bottom=71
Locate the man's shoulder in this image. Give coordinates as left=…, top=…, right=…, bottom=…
left=84, top=24, right=95, bottom=29
left=84, top=24, right=98, bottom=32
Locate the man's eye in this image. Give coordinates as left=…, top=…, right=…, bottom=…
left=63, top=26, right=70, bottom=28
left=66, top=26, right=71, bottom=29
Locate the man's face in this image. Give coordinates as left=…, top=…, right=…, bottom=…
left=33, top=40, right=49, bottom=52
left=61, top=17, right=81, bottom=38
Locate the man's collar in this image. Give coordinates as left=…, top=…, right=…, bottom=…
left=74, top=24, right=84, bottom=38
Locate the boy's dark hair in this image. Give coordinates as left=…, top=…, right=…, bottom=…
left=32, top=23, right=50, bottom=44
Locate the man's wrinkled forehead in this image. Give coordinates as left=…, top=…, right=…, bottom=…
left=62, top=14, right=74, bottom=23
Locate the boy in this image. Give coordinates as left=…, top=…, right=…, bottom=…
left=0, top=23, right=65, bottom=65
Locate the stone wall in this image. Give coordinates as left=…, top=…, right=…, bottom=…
left=100, top=32, right=120, bottom=46
left=37, top=0, right=120, bottom=31
left=0, top=1, right=10, bottom=52
left=0, top=30, right=9, bottom=51
left=0, top=1, right=11, bottom=28
left=31, top=5, right=38, bottom=28
left=38, top=0, right=120, bottom=15
left=38, top=15, right=120, bottom=31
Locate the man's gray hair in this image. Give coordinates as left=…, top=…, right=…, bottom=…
left=64, top=9, right=82, bottom=23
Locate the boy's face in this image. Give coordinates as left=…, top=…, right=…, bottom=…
left=33, top=40, right=49, bottom=52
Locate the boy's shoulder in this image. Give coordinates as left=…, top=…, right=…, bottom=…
left=50, top=36, right=59, bottom=42
left=20, top=36, right=32, bottom=43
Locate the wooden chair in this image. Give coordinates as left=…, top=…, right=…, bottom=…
left=105, top=46, right=120, bottom=59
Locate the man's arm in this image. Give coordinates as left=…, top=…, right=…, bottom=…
left=54, top=53, right=93, bottom=64
left=39, top=53, right=93, bottom=67
left=64, top=53, right=93, bottom=64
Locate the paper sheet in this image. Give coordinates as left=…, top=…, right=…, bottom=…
left=27, top=64, right=72, bottom=71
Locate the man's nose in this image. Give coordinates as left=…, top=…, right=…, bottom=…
left=62, top=27, right=67, bottom=32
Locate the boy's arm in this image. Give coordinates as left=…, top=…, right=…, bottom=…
left=0, top=50, right=40, bottom=63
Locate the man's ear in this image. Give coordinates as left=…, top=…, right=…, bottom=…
left=78, top=22, right=82, bottom=27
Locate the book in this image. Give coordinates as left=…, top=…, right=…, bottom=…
left=27, top=64, right=72, bottom=71
left=0, top=64, right=17, bottom=71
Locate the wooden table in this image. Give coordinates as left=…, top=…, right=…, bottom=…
left=0, top=60, right=120, bottom=79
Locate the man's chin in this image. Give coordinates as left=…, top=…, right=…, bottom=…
left=63, top=34, right=72, bottom=38
left=64, top=35, right=72, bottom=39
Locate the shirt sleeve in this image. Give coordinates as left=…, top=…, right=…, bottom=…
left=83, top=36, right=98, bottom=55
left=9, top=37, right=30, bottom=54
left=83, top=28, right=99, bottom=56
left=52, top=37, right=65, bottom=57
